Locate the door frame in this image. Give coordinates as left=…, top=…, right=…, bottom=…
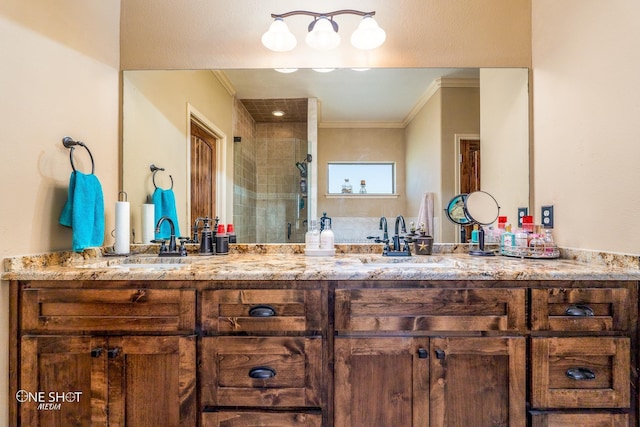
left=186, top=104, right=227, bottom=226
left=454, top=133, right=480, bottom=195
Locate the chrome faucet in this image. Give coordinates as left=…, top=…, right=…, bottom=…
left=393, top=215, right=407, bottom=252
left=379, top=216, right=389, bottom=242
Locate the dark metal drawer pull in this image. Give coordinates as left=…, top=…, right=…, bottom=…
left=249, top=366, right=277, bottom=379
left=418, top=348, right=428, bottom=359
left=249, top=305, right=277, bottom=317
left=91, top=348, right=103, bottom=358
left=566, top=367, right=596, bottom=381
left=565, top=305, right=594, bottom=317
left=435, top=349, right=446, bottom=360
left=107, top=348, right=120, bottom=359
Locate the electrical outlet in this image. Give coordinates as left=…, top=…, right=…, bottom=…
left=541, top=205, right=554, bottom=228
left=517, top=207, right=528, bottom=227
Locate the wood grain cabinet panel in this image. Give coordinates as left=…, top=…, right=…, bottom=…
left=531, top=288, right=630, bottom=332
left=19, top=335, right=196, bottom=427
left=531, top=337, right=630, bottom=409
left=335, top=288, right=526, bottom=332
left=21, top=288, right=195, bottom=333
left=201, top=336, right=323, bottom=408
left=202, top=411, right=322, bottom=427
left=530, top=411, right=629, bottom=427
left=201, top=289, right=322, bottom=333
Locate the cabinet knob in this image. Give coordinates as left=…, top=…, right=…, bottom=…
left=417, top=348, right=428, bottom=359
left=435, top=349, right=446, bottom=360
left=107, top=348, right=120, bottom=359
left=566, top=367, right=596, bottom=381
left=249, top=305, right=277, bottom=317
left=565, top=304, right=594, bottom=317
left=90, top=348, right=103, bottom=358
left=249, top=366, right=277, bottom=379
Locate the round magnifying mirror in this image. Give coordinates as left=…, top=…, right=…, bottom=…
left=444, top=194, right=470, bottom=225
left=464, top=191, right=500, bottom=225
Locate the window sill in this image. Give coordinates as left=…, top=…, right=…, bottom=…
left=324, top=193, right=399, bottom=199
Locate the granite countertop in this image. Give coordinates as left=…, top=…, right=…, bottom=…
left=3, top=244, right=640, bottom=281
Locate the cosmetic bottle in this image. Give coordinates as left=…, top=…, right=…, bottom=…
left=226, top=224, right=236, bottom=243
left=305, top=220, right=320, bottom=250
left=501, top=224, right=515, bottom=248
left=320, top=222, right=335, bottom=250
left=471, top=224, right=479, bottom=244
left=215, top=224, right=229, bottom=254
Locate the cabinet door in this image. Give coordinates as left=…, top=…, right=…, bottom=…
left=20, top=335, right=108, bottom=427
left=430, top=337, right=526, bottom=427
left=108, top=335, right=196, bottom=427
left=334, top=337, right=429, bottom=427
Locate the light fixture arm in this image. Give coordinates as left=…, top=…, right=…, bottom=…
left=270, top=10, right=375, bottom=19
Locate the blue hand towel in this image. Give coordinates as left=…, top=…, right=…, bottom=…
left=59, top=171, right=105, bottom=252
left=152, top=187, right=180, bottom=239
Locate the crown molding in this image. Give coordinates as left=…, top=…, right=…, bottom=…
left=212, top=70, right=236, bottom=96
left=402, top=77, right=479, bottom=127
left=319, top=121, right=405, bottom=129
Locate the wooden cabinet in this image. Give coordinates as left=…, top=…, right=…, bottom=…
left=529, top=283, right=635, bottom=424
left=12, top=283, right=197, bottom=427
left=334, top=287, right=527, bottom=427
left=200, top=288, right=325, bottom=426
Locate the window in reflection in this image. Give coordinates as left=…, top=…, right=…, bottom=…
left=327, top=162, right=395, bottom=195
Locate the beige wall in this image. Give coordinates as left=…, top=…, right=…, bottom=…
left=480, top=68, right=530, bottom=227
left=405, top=85, right=480, bottom=242
left=318, top=127, right=406, bottom=218
left=532, top=1, right=640, bottom=254
left=0, top=0, right=121, bottom=423
left=123, top=70, right=234, bottom=233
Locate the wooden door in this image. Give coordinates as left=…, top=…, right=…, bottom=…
left=459, top=139, right=480, bottom=240
left=20, top=335, right=108, bottom=427
left=191, top=120, right=216, bottom=223
left=334, top=337, right=429, bottom=427
left=430, top=336, right=526, bottom=427
left=108, top=335, right=196, bottom=427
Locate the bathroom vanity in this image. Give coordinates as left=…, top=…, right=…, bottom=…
left=5, top=248, right=639, bottom=427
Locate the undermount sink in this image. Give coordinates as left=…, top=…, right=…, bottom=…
left=356, top=255, right=460, bottom=268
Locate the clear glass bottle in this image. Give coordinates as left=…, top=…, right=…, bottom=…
left=341, top=178, right=352, bottom=194
left=543, top=229, right=555, bottom=253
left=359, top=180, right=367, bottom=194
left=305, top=220, right=320, bottom=250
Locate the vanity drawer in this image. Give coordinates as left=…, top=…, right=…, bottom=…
left=529, top=411, right=628, bottom=427
left=201, top=289, right=322, bottom=333
left=202, top=411, right=322, bottom=427
left=21, top=288, right=195, bottom=333
left=201, top=336, right=323, bottom=408
left=531, top=337, right=630, bottom=409
left=335, top=288, right=526, bottom=332
left=531, top=287, right=630, bottom=332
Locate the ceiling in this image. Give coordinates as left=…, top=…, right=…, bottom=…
left=224, top=68, right=479, bottom=125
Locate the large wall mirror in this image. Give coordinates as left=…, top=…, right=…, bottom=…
left=122, top=68, right=529, bottom=244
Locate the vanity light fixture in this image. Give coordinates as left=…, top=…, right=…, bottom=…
left=262, top=10, right=386, bottom=52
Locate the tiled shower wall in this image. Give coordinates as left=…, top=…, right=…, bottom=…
left=232, top=99, right=257, bottom=242
left=256, top=123, right=308, bottom=243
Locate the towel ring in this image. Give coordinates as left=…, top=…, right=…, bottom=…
left=62, top=136, right=95, bottom=174
left=150, top=164, right=174, bottom=190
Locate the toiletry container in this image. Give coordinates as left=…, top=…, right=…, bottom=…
left=501, top=224, right=515, bottom=248
left=216, top=224, right=229, bottom=254
left=305, top=220, right=320, bottom=250
left=199, top=217, right=214, bottom=255
left=320, top=222, right=335, bottom=250
left=226, top=224, right=236, bottom=243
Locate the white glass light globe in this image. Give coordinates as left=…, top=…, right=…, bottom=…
left=305, top=17, right=340, bottom=50
left=350, top=16, right=386, bottom=50
left=262, top=18, right=297, bottom=52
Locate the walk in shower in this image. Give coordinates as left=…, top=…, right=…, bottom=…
left=234, top=137, right=310, bottom=243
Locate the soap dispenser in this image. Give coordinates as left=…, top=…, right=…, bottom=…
left=199, top=217, right=214, bottom=255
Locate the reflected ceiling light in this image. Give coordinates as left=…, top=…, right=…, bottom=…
left=274, top=68, right=299, bottom=73
left=272, top=110, right=286, bottom=117
left=262, top=10, right=386, bottom=52
left=352, top=68, right=370, bottom=71
left=312, top=68, right=336, bottom=73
